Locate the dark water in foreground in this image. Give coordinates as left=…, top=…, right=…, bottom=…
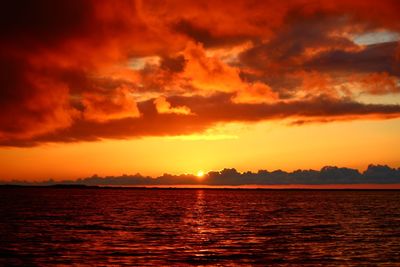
left=1, top=189, right=400, bottom=266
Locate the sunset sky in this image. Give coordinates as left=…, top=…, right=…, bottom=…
left=1, top=0, right=400, bottom=181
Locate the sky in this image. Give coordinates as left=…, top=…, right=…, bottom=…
left=0, top=0, right=400, bottom=181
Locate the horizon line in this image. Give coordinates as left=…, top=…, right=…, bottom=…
left=2, top=184, right=400, bottom=190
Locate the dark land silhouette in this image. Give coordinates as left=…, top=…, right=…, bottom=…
left=2, top=164, right=400, bottom=186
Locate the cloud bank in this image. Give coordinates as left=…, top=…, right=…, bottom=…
left=3, top=165, right=400, bottom=186
left=1, top=1, right=400, bottom=146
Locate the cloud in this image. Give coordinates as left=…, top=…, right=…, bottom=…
left=154, top=96, right=192, bottom=115
left=2, top=94, right=399, bottom=147
left=4, top=164, right=400, bottom=186
left=160, top=55, right=187, bottom=73
left=173, top=19, right=253, bottom=48
left=182, top=42, right=244, bottom=93
left=303, top=42, right=399, bottom=76
left=0, top=56, right=78, bottom=141
left=232, top=82, right=279, bottom=104
left=1, top=0, right=400, bottom=146
left=82, top=86, right=141, bottom=122
left=357, top=72, right=400, bottom=95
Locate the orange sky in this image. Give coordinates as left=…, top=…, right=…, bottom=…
left=0, top=0, right=400, bottom=181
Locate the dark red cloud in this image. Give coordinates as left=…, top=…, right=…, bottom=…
left=3, top=94, right=400, bottom=147
left=1, top=0, right=400, bottom=146
left=173, top=19, right=255, bottom=48
left=303, top=42, right=400, bottom=76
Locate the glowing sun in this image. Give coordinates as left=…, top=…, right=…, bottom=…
left=196, top=170, right=205, bottom=178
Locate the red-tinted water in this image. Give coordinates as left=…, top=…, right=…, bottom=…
left=1, top=188, right=400, bottom=266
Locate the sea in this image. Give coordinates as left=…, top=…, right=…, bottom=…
left=1, top=188, right=400, bottom=266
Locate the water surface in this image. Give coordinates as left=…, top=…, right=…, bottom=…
left=1, top=188, right=400, bottom=266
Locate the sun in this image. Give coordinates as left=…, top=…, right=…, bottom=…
left=196, top=170, right=205, bottom=178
